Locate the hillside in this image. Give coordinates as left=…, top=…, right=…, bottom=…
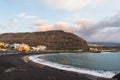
left=0, top=30, right=89, bottom=50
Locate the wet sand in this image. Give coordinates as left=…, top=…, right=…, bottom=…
left=0, top=54, right=98, bottom=80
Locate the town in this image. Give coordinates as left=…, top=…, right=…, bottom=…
left=0, top=42, right=46, bottom=53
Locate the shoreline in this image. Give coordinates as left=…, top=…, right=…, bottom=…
left=28, top=54, right=117, bottom=78
left=25, top=55, right=99, bottom=79
left=0, top=52, right=118, bottom=80
left=0, top=54, right=98, bottom=80
left=0, top=50, right=120, bottom=55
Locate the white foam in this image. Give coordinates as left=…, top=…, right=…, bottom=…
left=28, top=54, right=117, bottom=78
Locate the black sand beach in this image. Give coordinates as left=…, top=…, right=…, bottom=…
left=0, top=54, right=98, bottom=80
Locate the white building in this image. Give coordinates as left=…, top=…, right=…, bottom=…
left=32, top=45, right=46, bottom=51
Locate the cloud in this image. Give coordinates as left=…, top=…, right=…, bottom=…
left=33, top=12, right=120, bottom=42
left=44, top=0, right=91, bottom=10
left=33, top=20, right=52, bottom=31
left=0, top=24, right=5, bottom=28
left=96, top=13, right=120, bottom=28
left=53, top=21, right=71, bottom=31
left=82, top=12, right=120, bottom=42
left=39, top=25, right=53, bottom=31
left=88, top=27, right=120, bottom=42
left=0, top=32, right=3, bottom=34
left=0, top=24, right=3, bottom=28
left=17, top=12, right=36, bottom=19
left=33, top=20, right=72, bottom=31
left=74, top=19, right=94, bottom=31
left=25, top=0, right=106, bottom=11
left=72, top=19, right=96, bottom=39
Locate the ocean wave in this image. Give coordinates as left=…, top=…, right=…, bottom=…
left=28, top=54, right=117, bottom=78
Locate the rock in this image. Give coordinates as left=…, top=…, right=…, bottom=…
left=113, top=73, right=120, bottom=80
left=4, top=67, right=16, bottom=72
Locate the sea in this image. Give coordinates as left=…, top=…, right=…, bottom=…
left=29, top=52, right=120, bottom=78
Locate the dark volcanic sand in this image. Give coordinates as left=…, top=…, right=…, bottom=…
left=0, top=54, right=98, bottom=80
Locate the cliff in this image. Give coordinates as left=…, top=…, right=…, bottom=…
left=0, top=30, right=89, bottom=51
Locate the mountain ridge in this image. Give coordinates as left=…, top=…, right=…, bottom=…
left=0, top=30, right=89, bottom=51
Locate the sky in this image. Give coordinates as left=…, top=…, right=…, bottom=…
left=0, top=0, right=120, bottom=43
